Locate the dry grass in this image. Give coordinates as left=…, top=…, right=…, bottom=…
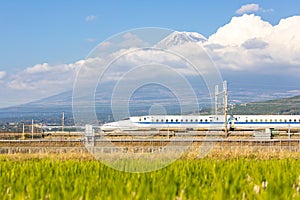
left=1, top=146, right=300, bottom=161
left=184, top=146, right=300, bottom=160
left=0, top=152, right=94, bottom=161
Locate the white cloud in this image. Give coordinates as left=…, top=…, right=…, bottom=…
left=236, top=4, right=260, bottom=14
left=96, top=41, right=112, bottom=50
left=205, top=14, right=300, bottom=72
left=85, top=15, right=97, bottom=22
left=236, top=4, right=273, bottom=15
left=2, top=15, right=300, bottom=107
left=0, top=71, right=6, bottom=79
left=0, top=60, right=89, bottom=107
left=242, top=38, right=268, bottom=49
left=87, top=38, right=97, bottom=43
left=7, top=61, right=82, bottom=91
left=208, top=14, right=273, bottom=46
left=120, top=33, right=149, bottom=48
left=25, top=63, right=50, bottom=74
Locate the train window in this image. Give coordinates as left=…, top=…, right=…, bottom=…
left=156, top=119, right=159, bottom=122
left=205, top=119, right=208, bottom=122
left=171, top=119, right=173, bottom=122
left=280, top=119, right=282, bottom=122
left=190, top=119, right=193, bottom=122
left=289, top=119, right=292, bottom=122
left=260, top=119, right=263, bottom=122
left=166, top=119, right=169, bottom=122
left=181, top=119, right=183, bottom=122
left=255, top=119, right=258, bottom=122
left=275, top=119, right=277, bottom=122
left=284, top=119, right=287, bottom=122
left=294, top=119, right=297, bottom=122
left=210, top=119, right=212, bottom=122
left=175, top=119, right=178, bottom=122
left=270, top=119, right=272, bottom=122
left=195, top=119, right=198, bottom=122
left=139, top=118, right=141, bottom=121
left=245, top=120, right=248, bottom=122
left=299, top=119, right=300, bottom=122
left=161, top=119, right=164, bottom=122
left=265, top=119, right=268, bottom=122
left=144, top=117, right=146, bottom=120
left=200, top=119, right=203, bottom=122
left=250, top=119, right=253, bottom=122
left=186, top=119, right=188, bottom=122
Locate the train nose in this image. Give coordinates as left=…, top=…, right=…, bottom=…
left=101, top=122, right=118, bottom=131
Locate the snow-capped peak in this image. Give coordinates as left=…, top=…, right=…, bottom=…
left=155, top=31, right=207, bottom=48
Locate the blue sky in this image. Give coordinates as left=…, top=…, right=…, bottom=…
left=1, top=0, right=299, bottom=71
left=0, top=1, right=300, bottom=108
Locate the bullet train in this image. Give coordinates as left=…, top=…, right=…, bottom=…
left=101, top=115, right=300, bottom=132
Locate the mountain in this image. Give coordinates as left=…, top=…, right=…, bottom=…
left=155, top=31, right=207, bottom=48
left=2, top=87, right=300, bottom=124
left=0, top=31, right=210, bottom=124
left=0, top=91, right=73, bottom=124
left=1, top=31, right=300, bottom=124
left=2, top=86, right=300, bottom=124
left=231, top=95, right=300, bottom=115
left=0, top=84, right=193, bottom=124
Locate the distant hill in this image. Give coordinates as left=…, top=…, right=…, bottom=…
left=1, top=88, right=300, bottom=125
left=231, top=95, right=300, bottom=115
left=0, top=91, right=73, bottom=124
left=0, top=84, right=189, bottom=124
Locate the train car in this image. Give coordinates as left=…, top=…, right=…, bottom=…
left=101, top=115, right=300, bottom=132
left=231, top=115, right=300, bottom=130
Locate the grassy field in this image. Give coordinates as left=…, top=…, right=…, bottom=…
left=0, top=152, right=300, bottom=199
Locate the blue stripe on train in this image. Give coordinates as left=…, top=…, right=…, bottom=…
left=136, top=122, right=300, bottom=125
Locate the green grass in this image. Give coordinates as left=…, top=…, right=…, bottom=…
left=0, top=157, right=299, bottom=199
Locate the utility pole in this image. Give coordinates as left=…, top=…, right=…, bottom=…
left=214, top=81, right=228, bottom=137
left=223, top=81, right=228, bottom=136
left=22, top=123, right=25, bottom=140
left=62, top=112, right=65, bottom=133
left=215, top=85, right=219, bottom=115
left=31, top=119, right=34, bottom=139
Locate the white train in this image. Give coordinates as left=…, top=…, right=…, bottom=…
left=101, top=115, right=300, bottom=132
